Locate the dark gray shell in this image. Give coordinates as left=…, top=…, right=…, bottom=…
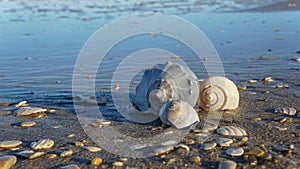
left=131, top=61, right=199, bottom=114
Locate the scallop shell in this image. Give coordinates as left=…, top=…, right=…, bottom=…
left=15, top=107, right=47, bottom=116
left=132, top=61, right=199, bottom=114
left=198, top=76, right=239, bottom=111
left=216, top=126, right=247, bottom=136
left=159, top=100, right=199, bottom=129
left=274, top=107, right=297, bottom=116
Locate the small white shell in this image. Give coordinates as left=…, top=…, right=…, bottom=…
left=216, top=126, right=247, bottom=136
left=274, top=107, right=297, bottom=116
left=198, top=76, right=239, bottom=111
left=132, top=61, right=199, bottom=114
left=159, top=100, right=199, bottom=129
left=15, top=107, right=47, bottom=116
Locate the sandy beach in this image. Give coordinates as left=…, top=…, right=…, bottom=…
left=0, top=0, right=300, bottom=168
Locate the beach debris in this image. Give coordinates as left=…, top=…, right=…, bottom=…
left=30, top=139, right=54, bottom=150
left=245, top=148, right=265, bottom=157
left=214, top=138, right=233, bottom=147
left=45, top=154, right=57, bottom=159
left=60, top=149, right=73, bottom=157
left=0, top=155, right=17, bottom=169
left=91, top=157, right=103, bottom=166
left=198, top=76, right=239, bottom=111
left=112, top=161, right=124, bottom=167
left=226, top=147, right=244, bottom=156
left=262, top=76, right=273, bottom=83
left=218, top=160, right=237, bottom=169
left=16, top=150, right=34, bottom=158
left=174, top=144, right=190, bottom=151
left=131, top=61, right=199, bottom=114
left=29, top=151, right=45, bottom=160
left=15, top=107, right=47, bottom=116
left=85, top=146, right=102, bottom=152
left=201, top=142, right=217, bottom=150
left=159, top=100, right=199, bottom=129
left=248, top=79, right=257, bottom=84
left=192, top=156, right=201, bottom=165
left=15, top=101, right=27, bottom=108
left=274, top=107, right=297, bottom=116
left=0, top=140, right=22, bottom=149
left=217, top=126, right=247, bottom=136
left=20, top=121, right=36, bottom=128
left=60, top=164, right=80, bottom=169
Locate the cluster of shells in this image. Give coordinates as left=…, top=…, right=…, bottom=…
left=131, top=61, right=239, bottom=129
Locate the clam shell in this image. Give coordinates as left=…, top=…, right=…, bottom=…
left=159, top=101, right=199, bottom=129
left=132, top=61, right=199, bottom=114
left=0, top=155, right=17, bottom=169
left=217, top=126, right=247, bottom=136
left=198, top=76, right=239, bottom=111
left=274, top=107, right=297, bottom=116
left=15, top=107, right=47, bottom=116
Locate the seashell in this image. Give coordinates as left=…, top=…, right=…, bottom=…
left=201, top=142, right=217, bottom=151
left=198, top=76, right=239, bottom=111
left=0, top=140, right=22, bottom=149
left=85, top=146, right=102, bottom=153
left=217, top=126, right=247, bottom=136
left=132, top=61, right=199, bottom=114
left=45, top=154, right=57, bottom=159
left=174, top=144, right=190, bottom=151
left=159, top=100, right=199, bottom=129
left=0, top=155, right=17, bottom=169
left=214, top=138, right=233, bottom=147
left=15, top=107, right=47, bottom=116
left=15, top=101, right=27, bottom=108
left=20, top=121, right=36, bottom=128
left=274, top=107, right=297, bottom=116
left=30, top=139, right=54, bottom=150
left=29, top=151, right=45, bottom=160
left=226, top=147, right=244, bottom=156
left=112, top=161, right=124, bottom=167
left=60, top=149, right=73, bottom=157
left=262, top=76, right=273, bottom=83
left=91, top=157, right=103, bottom=166
left=16, top=150, right=34, bottom=158
left=218, top=160, right=237, bottom=169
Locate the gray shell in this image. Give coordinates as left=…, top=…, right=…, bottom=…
left=159, top=100, right=199, bottom=129
left=132, top=61, right=199, bottom=114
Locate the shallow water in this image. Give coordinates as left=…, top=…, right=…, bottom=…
left=0, top=0, right=300, bottom=105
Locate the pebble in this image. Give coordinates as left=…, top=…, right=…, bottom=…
left=174, top=144, right=190, bottom=151
left=29, top=151, right=45, bottom=160
left=0, top=155, right=17, bottom=169
left=15, top=101, right=27, bottom=108
left=201, top=142, right=217, bottom=151
left=217, top=126, right=247, bottom=136
left=74, top=141, right=84, bottom=147
left=60, top=149, right=73, bottom=157
left=274, top=107, right=297, bottom=116
left=17, top=150, right=34, bottom=158
left=192, top=156, right=201, bottom=165
left=112, top=161, right=124, bottom=167
left=248, top=79, right=257, bottom=84
left=30, top=139, right=54, bottom=150
left=85, top=146, right=102, bottom=152
left=45, top=154, right=57, bottom=159
left=214, top=138, right=233, bottom=147
left=218, top=160, right=237, bottom=169
left=245, top=148, right=265, bottom=157
left=66, top=134, right=76, bottom=139
left=20, top=121, right=36, bottom=128
left=15, top=107, right=47, bottom=116
left=226, top=147, right=244, bottom=156
left=91, top=157, right=103, bottom=166
left=0, top=140, right=22, bottom=148
left=60, top=164, right=80, bottom=169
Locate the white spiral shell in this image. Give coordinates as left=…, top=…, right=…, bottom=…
left=159, top=100, right=199, bottom=129
left=132, top=61, right=199, bottom=114
left=198, top=76, right=239, bottom=111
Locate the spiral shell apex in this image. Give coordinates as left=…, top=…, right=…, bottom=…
left=159, top=100, right=199, bottom=129
left=132, top=61, right=199, bottom=115
left=198, top=76, right=239, bottom=111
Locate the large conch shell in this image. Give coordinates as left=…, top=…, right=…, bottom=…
left=198, top=76, right=239, bottom=111
left=159, top=100, right=199, bottom=129
left=131, top=61, right=199, bottom=115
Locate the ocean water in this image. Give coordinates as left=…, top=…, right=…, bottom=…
left=0, top=0, right=300, bottom=106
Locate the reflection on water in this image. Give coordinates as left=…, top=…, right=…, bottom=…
left=0, top=0, right=300, bottom=103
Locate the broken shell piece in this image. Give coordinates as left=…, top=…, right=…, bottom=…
left=274, top=107, right=297, bottom=116
left=262, top=76, right=273, bottom=83
left=132, top=61, right=199, bottom=114
left=30, top=139, right=54, bottom=150
left=159, top=100, right=199, bottom=129
left=15, top=107, right=47, bottom=116
left=15, top=101, right=27, bottom=108
left=198, top=76, right=239, bottom=111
